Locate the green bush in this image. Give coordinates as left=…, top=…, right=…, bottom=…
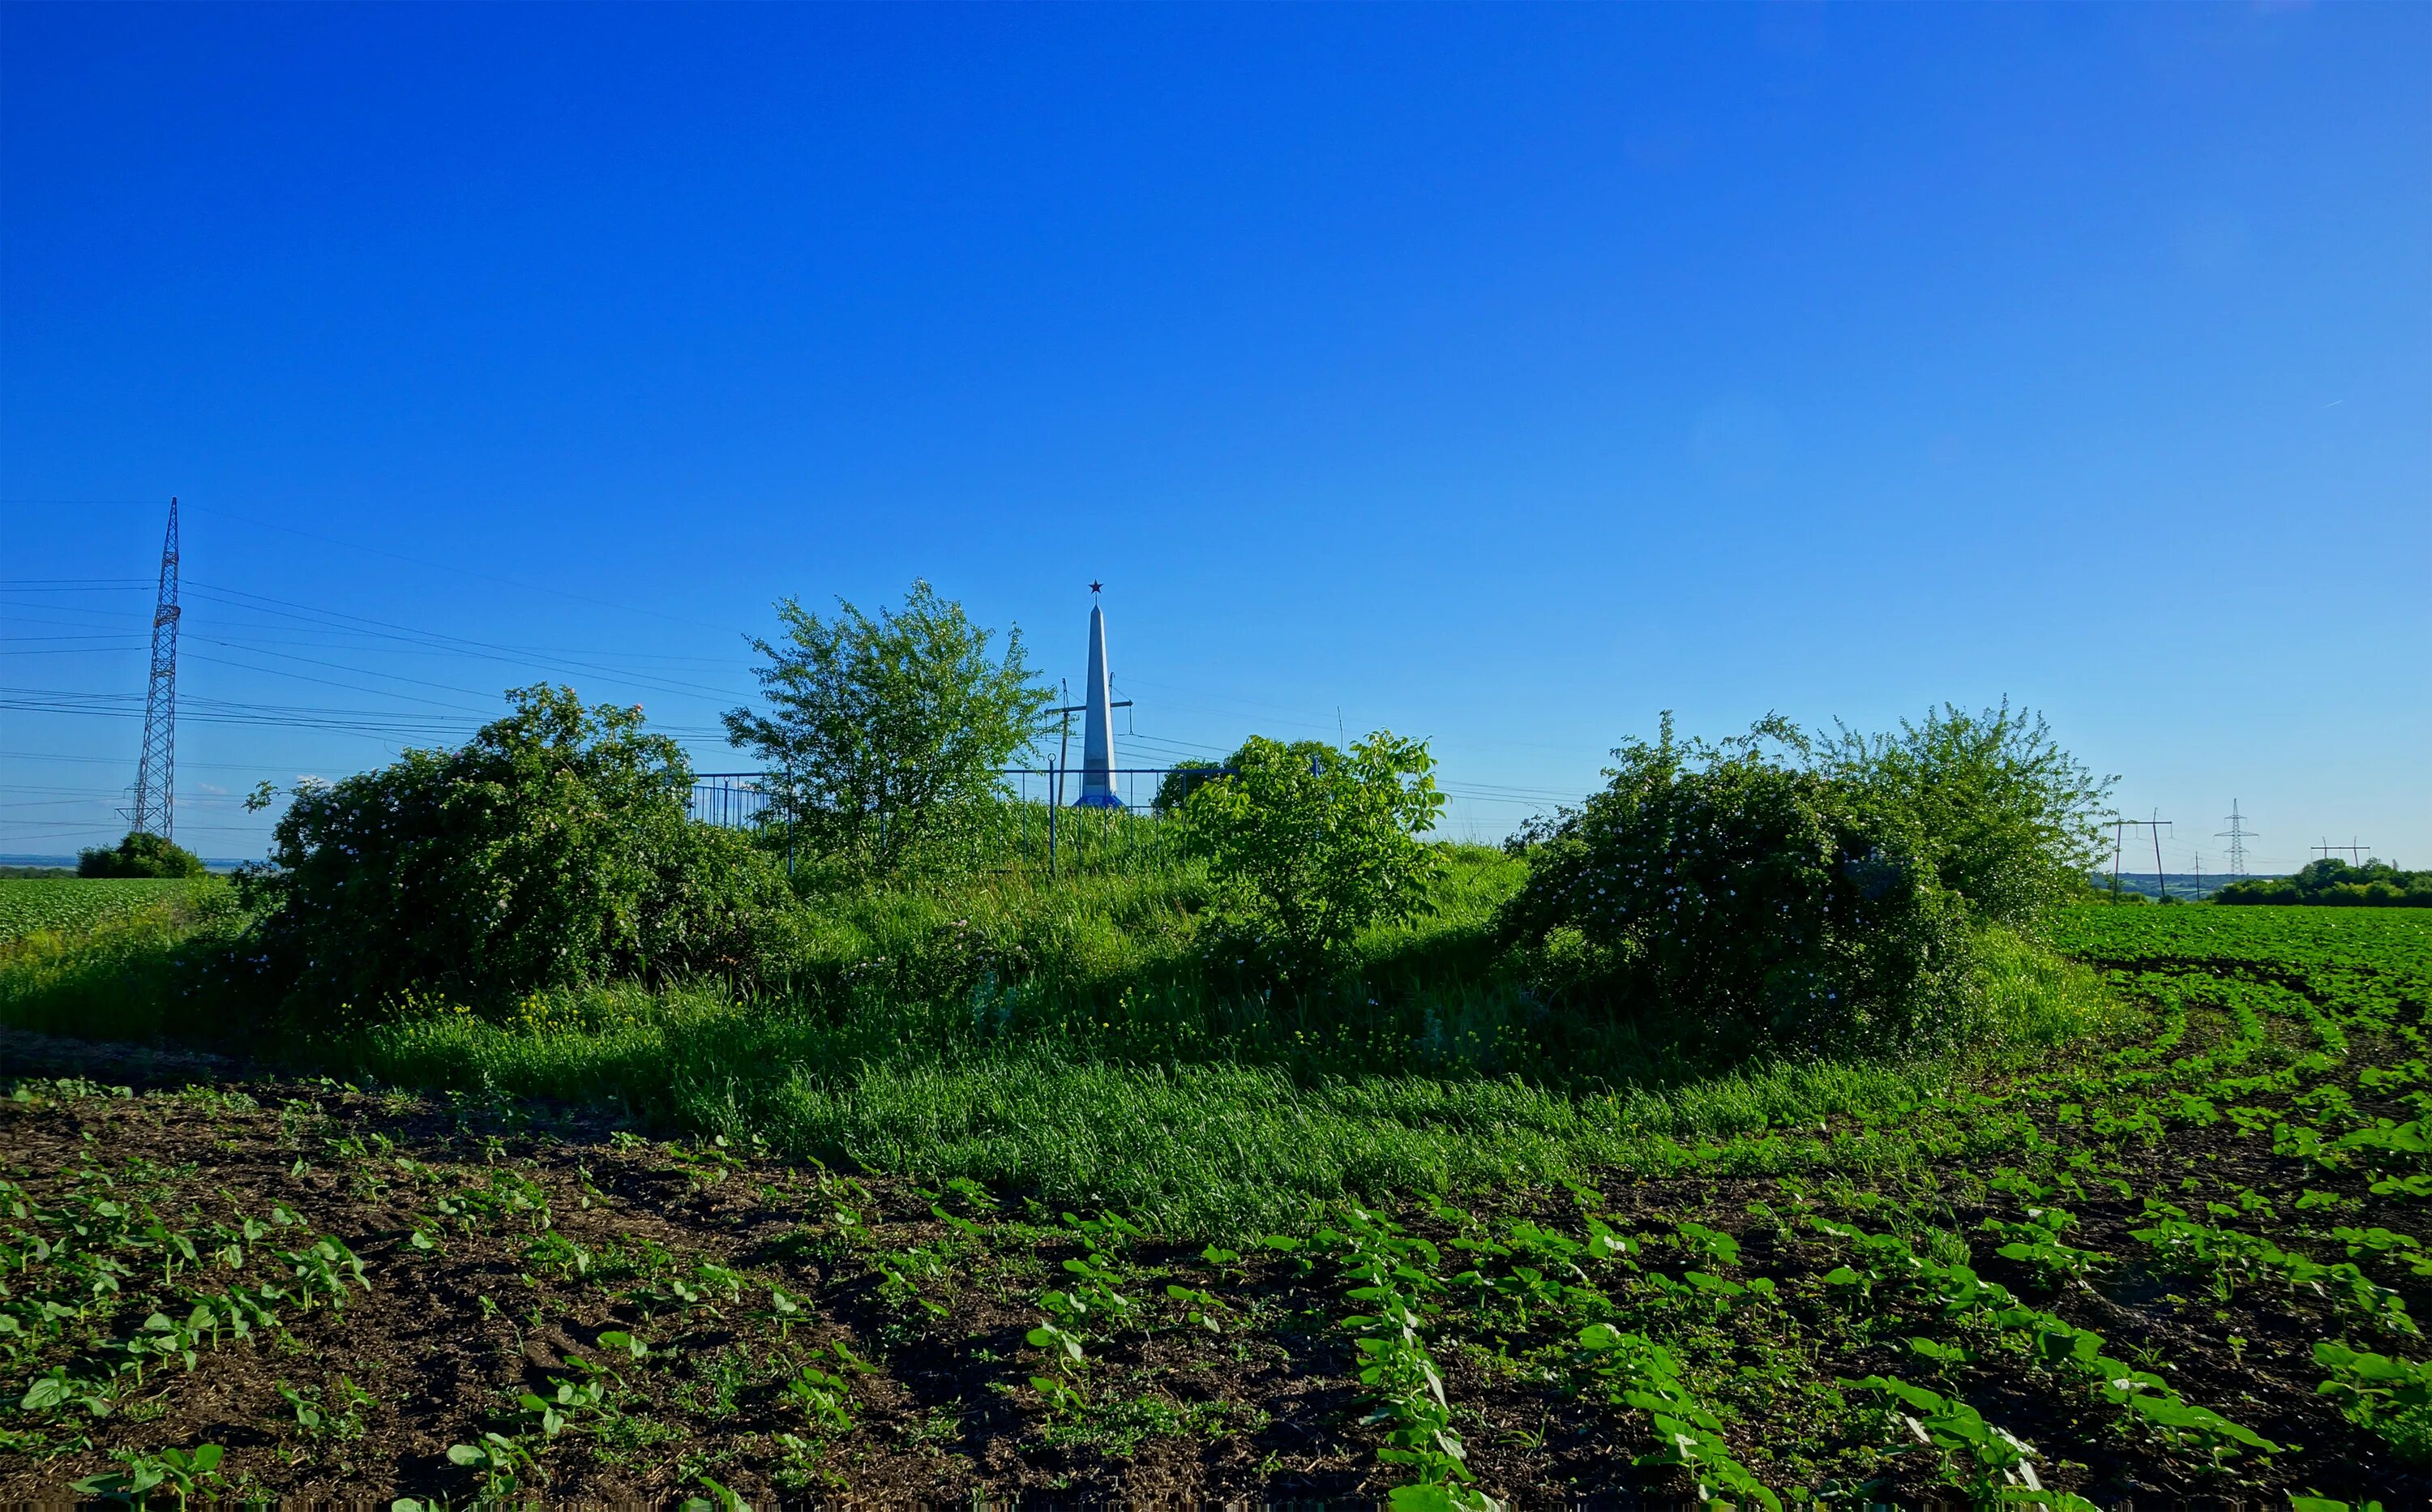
left=245, top=685, right=800, bottom=1024
left=1498, top=715, right=1976, bottom=1057
left=78, top=831, right=206, bottom=879
left=1180, top=732, right=1444, bottom=975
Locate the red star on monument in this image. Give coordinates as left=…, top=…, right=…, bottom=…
left=1089, top=580, right=1103, bottom=594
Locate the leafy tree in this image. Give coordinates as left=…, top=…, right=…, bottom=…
left=2216, top=858, right=2431, bottom=908
left=1152, top=760, right=1226, bottom=817
left=1151, top=739, right=1333, bottom=816
left=1181, top=731, right=1445, bottom=972
left=78, top=831, right=205, bottom=879
left=1818, top=700, right=2113, bottom=926
left=725, top=582, right=1051, bottom=879
left=1499, top=714, right=1974, bottom=1057
left=246, top=685, right=799, bottom=1022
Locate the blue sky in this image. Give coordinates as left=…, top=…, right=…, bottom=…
left=4, top=2, right=2426, bottom=870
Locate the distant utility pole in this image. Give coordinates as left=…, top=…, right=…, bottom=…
left=2215, top=801, right=2255, bottom=880
left=2192, top=850, right=2203, bottom=902
left=2343, top=837, right=2370, bottom=864
left=2114, top=813, right=2171, bottom=900
left=126, top=498, right=182, bottom=842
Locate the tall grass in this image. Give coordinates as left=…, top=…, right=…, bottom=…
left=345, top=908, right=2113, bottom=1232
left=0, top=845, right=2117, bottom=1234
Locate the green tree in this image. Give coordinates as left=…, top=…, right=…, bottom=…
left=1151, top=760, right=1226, bottom=817
left=1151, top=739, right=1334, bottom=816
left=1818, top=700, right=2113, bottom=926
left=1181, top=731, right=1445, bottom=972
left=78, top=831, right=206, bottom=879
left=246, top=685, right=799, bottom=1021
left=724, top=582, right=1052, bottom=879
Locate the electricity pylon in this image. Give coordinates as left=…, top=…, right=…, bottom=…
left=127, top=498, right=182, bottom=840
left=2215, top=801, right=2254, bottom=880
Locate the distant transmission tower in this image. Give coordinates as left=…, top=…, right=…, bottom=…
left=127, top=498, right=182, bottom=840
left=2215, top=801, right=2255, bottom=880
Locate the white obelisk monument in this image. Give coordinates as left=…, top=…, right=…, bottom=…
left=1077, top=584, right=1122, bottom=807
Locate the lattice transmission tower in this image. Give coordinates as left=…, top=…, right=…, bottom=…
left=127, top=498, right=182, bottom=840
left=2215, top=800, right=2255, bottom=880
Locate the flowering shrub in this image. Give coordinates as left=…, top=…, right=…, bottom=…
left=1497, top=715, right=1972, bottom=1057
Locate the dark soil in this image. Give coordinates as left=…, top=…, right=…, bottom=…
left=3, top=1009, right=2426, bottom=1506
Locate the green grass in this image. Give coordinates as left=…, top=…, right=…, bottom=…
left=0, top=846, right=2114, bottom=1233
left=344, top=908, right=2109, bottom=1233
left=0, top=878, right=238, bottom=1045
left=0, top=877, right=203, bottom=945
left=0, top=881, right=238, bottom=1043
left=359, top=1023, right=1964, bottom=1231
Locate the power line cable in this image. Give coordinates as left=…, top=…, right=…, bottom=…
left=183, top=583, right=756, bottom=705
left=179, top=502, right=747, bottom=632
left=0, top=502, right=739, bottom=633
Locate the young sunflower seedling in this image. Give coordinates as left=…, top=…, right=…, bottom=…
left=597, top=1327, right=653, bottom=1362
left=71, top=1444, right=230, bottom=1509
left=783, top=1361, right=854, bottom=1431
left=446, top=1432, right=542, bottom=1497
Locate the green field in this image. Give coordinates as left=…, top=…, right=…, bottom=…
left=0, top=877, right=202, bottom=945
left=2, top=902, right=2426, bottom=1503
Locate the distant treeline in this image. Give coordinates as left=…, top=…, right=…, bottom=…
left=2095, top=872, right=2246, bottom=903
left=2216, top=858, right=2430, bottom=908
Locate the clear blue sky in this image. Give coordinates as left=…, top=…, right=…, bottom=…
left=4, top=2, right=2426, bottom=870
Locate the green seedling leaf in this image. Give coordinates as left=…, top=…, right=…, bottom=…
left=596, top=1329, right=650, bottom=1360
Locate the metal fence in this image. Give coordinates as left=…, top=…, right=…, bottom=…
left=689, top=773, right=778, bottom=830
left=687, top=766, right=1213, bottom=878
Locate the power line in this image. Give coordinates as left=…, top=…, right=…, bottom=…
left=0, top=749, right=405, bottom=772
left=0, top=579, right=152, bottom=589
left=178, top=501, right=744, bottom=633
left=179, top=649, right=499, bottom=718
left=182, top=583, right=755, bottom=705
left=2109, top=813, right=2171, bottom=901
left=4, top=593, right=743, bottom=670
left=0, top=500, right=738, bottom=633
